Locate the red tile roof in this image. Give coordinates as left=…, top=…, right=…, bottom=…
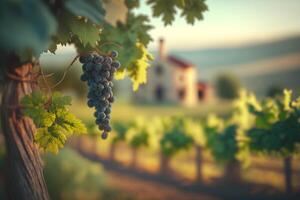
left=167, top=55, right=194, bottom=69
left=197, top=81, right=208, bottom=90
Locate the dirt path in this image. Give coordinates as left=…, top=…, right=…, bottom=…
left=108, top=170, right=218, bottom=200
left=76, top=149, right=300, bottom=200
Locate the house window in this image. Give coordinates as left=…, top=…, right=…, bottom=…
left=198, top=90, right=204, bottom=100
left=155, top=65, right=163, bottom=75
left=178, top=88, right=186, bottom=100
left=155, top=85, right=164, bottom=101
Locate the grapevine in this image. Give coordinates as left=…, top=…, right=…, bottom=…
left=79, top=51, right=121, bottom=139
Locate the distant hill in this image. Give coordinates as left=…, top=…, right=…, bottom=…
left=172, top=35, right=300, bottom=69
left=166, top=35, right=300, bottom=97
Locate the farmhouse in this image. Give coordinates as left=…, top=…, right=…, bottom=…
left=135, top=39, right=212, bottom=106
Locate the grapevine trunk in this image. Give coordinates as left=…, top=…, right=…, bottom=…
left=131, top=147, right=138, bottom=168
left=1, top=61, right=49, bottom=200
left=109, top=143, right=116, bottom=161
left=159, top=151, right=170, bottom=175
left=283, top=156, right=292, bottom=194
left=195, top=145, right=203, bottom=182
left=224, top=160, right=241, bottom=183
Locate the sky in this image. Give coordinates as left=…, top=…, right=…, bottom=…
left=136, top=0, right=300, bottom=51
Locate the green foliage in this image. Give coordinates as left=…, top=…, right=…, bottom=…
left=21, top=91, right=87, bottom=154
left=44, top=148, right=109, bottom=200
left=147, top=0, right=208, bottom=25
left=127, top=43, right=154, bottom=90
left=229, top=90, right=260, bottom=166
left=124, top=117, right=163, bottom=150
left=44, top=148, right=133, bottom=200
left=184, top=118, right=206, bottom=147
left=247, top=89, right=300, bottom=156
left=49, top=12, right=101, bottom=53
left=65, top=0, right=105, bottom=24
left=112, top=122, right=129, bottom=144
left=0, top=0, right=57, bottom=59
left=125, top=0, right=140, bottom=9
left=99, top=12, right=154, bottom=90
left=204, top=116, right=239, bottom=164
left=216, top=73, right=241, bottom=100
left=126, top=117, right=150, bottom=148
left=160, top=117, right=194, bottom=157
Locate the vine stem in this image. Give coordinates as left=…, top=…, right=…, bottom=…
left=51, top=54, right=80, bottom=89
left=99, top=41, right=123, bottom=49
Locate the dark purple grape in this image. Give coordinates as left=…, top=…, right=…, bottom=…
left=105, top=107, right=111, bottom=114
left=98, top=112, right=106, bottom=119
left=104, top=57, right=112, bottom=64
left=80, top=74, right=88, bottom=81
left=111, top=50, right=118, bottom=58
left=101, top=132, right=108, bottom=139
left=108, top=96, right=114, bottom=103
left=112, top=61, right=121, bottom=69
left=93, top=55, right=104, bottom=64
left=87, top=99, right=94, bottom=107
left=79, top=54, right=93, bottom=63
left=105, top=125, right=112, bottom=132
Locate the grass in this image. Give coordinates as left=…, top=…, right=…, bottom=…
left=70, top=99, right=232, bottom=123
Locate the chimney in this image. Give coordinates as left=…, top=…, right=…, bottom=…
left=158, top=38, right=166, bottom=61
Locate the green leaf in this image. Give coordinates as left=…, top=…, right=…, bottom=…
left=50, top=92, right=72, bottom=110
left=69, top=17, right=101, bottom=47
left=146, top=0, right=208, bottom=25
left=125, top=0, right=140, bottom=9
left=127, top=43, right=153, bottom=91
left=127, top=13, right=153, bottom=45
left=65, top=0, right=106, bottom=25
left=180, top=0, right=208, bottom=24
left=21, top=91, right=87, bottom=154
left=147, top=0, right=176, bottom=25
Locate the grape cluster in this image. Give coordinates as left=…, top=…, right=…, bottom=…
left=79, top=51, right=120, bottom=139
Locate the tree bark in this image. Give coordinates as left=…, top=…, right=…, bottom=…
left=195, top=145, right=203, bottom=182
left=1, top=61, right=49, bottom=200
left=283, top=156, right=292, bottom=194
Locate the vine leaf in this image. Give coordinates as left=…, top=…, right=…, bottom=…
left=127, top=42, right=154, bottom=91
left=147, top=0, right=208, bottom=25
left=21, top=91, right=87, bottom=154
left=180, top=0, right=208, bottom=24
left=48, top=12, right=102, bottom=53
left=68, top=18, right=101, bottom=47
left=65, top=0, right=106, bottom=25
